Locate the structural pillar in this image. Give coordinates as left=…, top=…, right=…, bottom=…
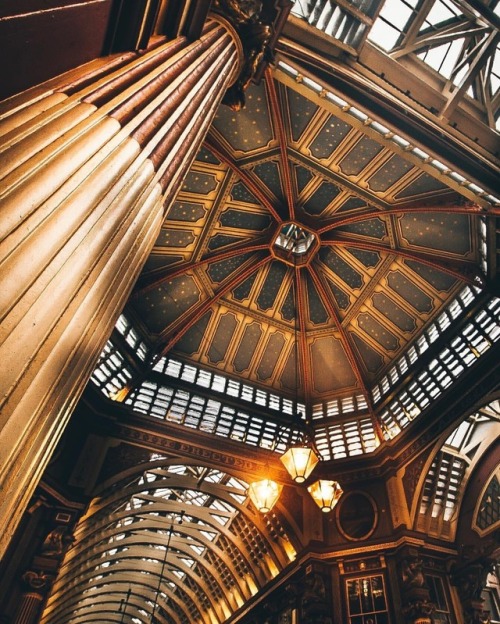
left=398, top=550, right=436, bottom=624
left=0, top=15, right=243, bottom=559
left=12, top=571, right=50, bottom=624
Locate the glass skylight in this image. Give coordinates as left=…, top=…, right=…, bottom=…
left=274, top=223, right=316, bottom=255
left=41, top=462, right=296, bottom=624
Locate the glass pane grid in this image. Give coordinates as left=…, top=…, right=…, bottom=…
left=346, top=574, right=389, bottom=624
left=90, top=340, right=133, bottom=398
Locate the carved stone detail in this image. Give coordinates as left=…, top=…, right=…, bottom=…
left=398, top=551, right=436, bottom=624
left=212, top=0, right=290, bottom=109
left=21, top=570, right=50, bottom=593
left=452, top=559, right=495, bottom=624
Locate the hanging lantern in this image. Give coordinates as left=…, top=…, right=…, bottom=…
left=307, top=480, right=343, bottom=513
left=280, top=444, right=319, bottom=483
left=247, top=479, right=282, bottom=513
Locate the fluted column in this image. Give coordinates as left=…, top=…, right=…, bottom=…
left=12, top=571, right=50, bottom=624
left=13, top=592, right=44, bottom=624
left=0, top=16, right=242, bottom=559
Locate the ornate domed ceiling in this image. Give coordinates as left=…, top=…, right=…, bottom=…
left=125, top=69, right=484, bottom=409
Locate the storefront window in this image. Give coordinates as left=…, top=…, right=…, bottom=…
left=346, top=575, right=389, bottom=624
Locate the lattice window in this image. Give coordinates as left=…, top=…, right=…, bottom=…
left=315, top=417, right=378, bottom=460
left=292, top=0, right=383, bottom=51
left=477, top=474, right=500, bottom=531
left=367, top=0, right=500, bottom=129
left=345, top=574, right=389, bottom=623
left=420, top=451, right=466, bottom=522
left=153, top=356, right=301, bottom=418
left=427, top=575, right=452, bottom=623
left=379, top=296, right=500, bottom=436
left=126, top=379, right=294, bottom=451
left=90, top=340, right=133, bottom=399
left=115, top=313, right=148, bottom=361
left=372, top=286, right=483, bottom=405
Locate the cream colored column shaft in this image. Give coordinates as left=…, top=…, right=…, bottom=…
left=0, top=17, right=242, bottom=559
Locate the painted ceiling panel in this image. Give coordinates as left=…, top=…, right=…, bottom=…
left=127, top=71, right=483, bottom=405
left=309, top=117, right=352, bottom=159
left=358, top=312, right=401, bottom=351
left=351, top=332, right=386, bottom=375
left=294, top=163, right=315, bottom=193
left=230, top=180, right=261, bottom=204
left=156, top=228, right=195, bottom=248
left=182, top=170, right=219, bottom=195
left=336, top=217, right=388, bottom=240
left=302, top=180, right=342, bottom=215
left=310, top=336, right=358, bottom=393
left=367, top=154, right=414, bottom=192
left=256, top=331, right=286, bottom=381
left=166, top=200, right=207, bottom=223
left=347, top=247, right=381, bottom=268
left=286, top=85, right=320, bottom=142
left=176, top=312, right=213, bottom=356
left=371, top=292, right=417, bottom=333
left=134, top=276, right=202, bottom=334
left=250, top=160, right=285, bottom=202
left=208, top=312, right=238, bottom=364
left=233, top=322, right=263, bottom=373
left=219, top=208, right=273, bottom=231
left=398, top=213, right=472, bottom=255
left=305, top=272, right=329, bottom=325
left=337, top=195, right=368, bottom=213
left=338, top=135, right=384, bottom=176
left=208, top=233, right=247, bottom=251
left=395, top=172, right=449, bottom=198
left=318, top=248, right=364, bottom=290
left=211, top=82, right=274, bottom=153
left=207, top=253, right=256, bottom=284
left=386, top=270, right=435, bottom=313
left=404, top=260, right=458, bottom=291
left=256, top=262, right=289, bottom=311
left=231, top=273, right=258, bottom=301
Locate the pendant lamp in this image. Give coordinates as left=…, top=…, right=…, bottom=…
left=281, top=250, right=320, bottom=483
left=307, top=479, right=343, bottom=513
left=247, top=479, right=282, bottom=513
left=280, top=443, right=319, bottom=483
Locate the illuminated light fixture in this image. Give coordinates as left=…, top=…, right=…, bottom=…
left=280, top=443, right=319, bottom=483
left=247, top=479, right=282, bottom=513
left=307, top=480, right=343, bottom=513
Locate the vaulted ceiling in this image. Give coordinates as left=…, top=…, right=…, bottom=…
left=125, top=68, right=485, bottom=410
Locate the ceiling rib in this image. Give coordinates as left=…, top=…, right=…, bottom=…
left=317, top=202, right=493, bottom=234
left=322, top=237, right=485, bottom=287
left=134, top=238, right=273, bottom=296
left=204, top=133, right=284, bottom=223
left=307, top=264, right=381, bottom=430
left=295, top=267, right=312, bottom=407
left=155, top=255, right=272, bottom=358
left=264, top=68, right=296, bottom=220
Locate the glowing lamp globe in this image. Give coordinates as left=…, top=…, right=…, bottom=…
left=308, top=480, right=343, bottom=513
left=280, top=445, right=319, bottom=483
left=247, top=479, right=282, bottom=513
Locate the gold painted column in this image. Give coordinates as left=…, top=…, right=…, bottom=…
left=0, top=16, right=242, bottom=559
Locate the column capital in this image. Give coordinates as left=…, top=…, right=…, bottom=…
left=21, top=570, right=51, bottom=595
left=398, top=553, right=437, bottom=624
left=451, top=559, right=496, bottom=624
left=211, top=0, right=292, bottom=110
